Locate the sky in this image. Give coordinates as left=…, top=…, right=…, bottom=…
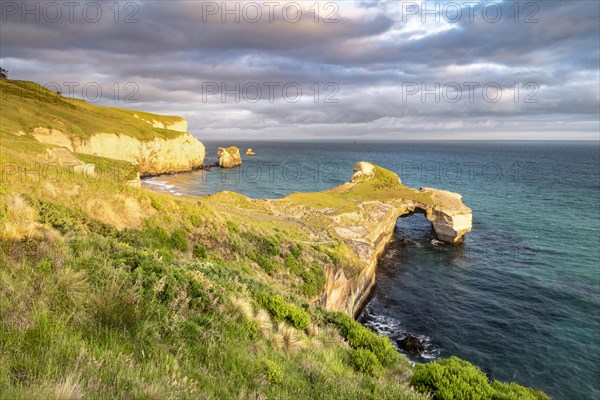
left=1, top=0, right=599, bottom=140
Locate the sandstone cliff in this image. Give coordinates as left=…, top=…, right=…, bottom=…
left=0, top=80, right=205, bottom=176
left=33, top=125, right=205, bottom=176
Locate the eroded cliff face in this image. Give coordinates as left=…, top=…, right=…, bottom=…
left=33, top=120, right=205, bottom=176
left=267, top=162, right=473, bottom=316
left=326, top=201, right=409, bottom=317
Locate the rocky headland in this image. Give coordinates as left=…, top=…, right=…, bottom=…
left=264, top=161, right=472, bottom=316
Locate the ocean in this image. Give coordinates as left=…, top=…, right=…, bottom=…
left=143, top=141, right=600, bottom=399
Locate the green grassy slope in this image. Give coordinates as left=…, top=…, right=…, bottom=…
left=0, top=79, right=185, bottom=141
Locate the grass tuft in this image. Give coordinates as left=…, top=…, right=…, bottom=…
left=1, top=194, right=41, bottom=240
left=54, top=374, right=83, bottom=400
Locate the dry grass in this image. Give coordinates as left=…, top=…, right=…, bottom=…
left=83, top=195, right=152, bottom=230
left=274, top=323, right=306, bottom=354
left=307, top=323, right=320, bottom=338
left=253, top=309, right=273, bottom=336
left=231, top=297, right=254, bottom=320
left=54, top=374, right=83, bottom=400
left=55, top=268, right=89, bottom=308
left=1, top=194, right=41, bottom=240
left=133, top=383, right=165, bottom=400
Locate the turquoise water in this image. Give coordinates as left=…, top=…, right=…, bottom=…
left=143, top=141, right=600, bottom=399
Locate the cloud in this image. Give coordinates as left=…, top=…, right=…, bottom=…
left=0, top=0, right=598, bottom=140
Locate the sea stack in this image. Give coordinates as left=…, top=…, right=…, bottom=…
left=217, top=146, right=242, bottom=168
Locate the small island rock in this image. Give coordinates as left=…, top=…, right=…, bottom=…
left=217, top=146, right=242, bottom=168
left=398, top=334, right=425, bottom=356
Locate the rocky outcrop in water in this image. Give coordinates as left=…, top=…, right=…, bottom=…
left=418, top=187, right=473, bottom=244
left=217, top=146, right=242, bottom=168
left=398, top=334, right=425, bottom=356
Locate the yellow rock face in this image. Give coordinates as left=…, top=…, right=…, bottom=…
left=33, top=128, right=205, bottom=176
left=217, top=146, right=242, bottom=168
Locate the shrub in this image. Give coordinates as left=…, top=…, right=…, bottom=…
left=150, top=197, right=162, bottom=211
left=36, top=258, right=53, bottom=273
left=256, top=293, right=311, bottom=330
left=229, top=240, right=240, bottom=252
left=241, top=232, right=280, bottom=256
left=289, top=243, right=302, bottom=259
left=189, top=214, right=202, bottom=227
left=328, top=251, right=340, bottom=264
left=170, top=229, right=188, bottom=252
left=284, top=254, right=300, bottom=274
left=193, top=244, right=207, bottom=260
left=349, top=348, right=382, bottom=375
left=148, top=225, right=171, bottom=248
left=259, top=294, right=289, bottom=320
left=286, top=306, right=310, bottom=330
left=492, top=381, right=551, bottom=400
left=226, top=220, right=240, bottom=234
left=410, top=356, right=494, bottom=400
left=326, top=311, right=398, bottom=367
left=410, top=359, right=550, bottom=400
left=347, top=326, right=398, bottom=367
left=257, top=255, right=276, bottom=276
left=262, top=236, right=280, bottom=256
left=242, top=319, right=259, bottom=341
left=300, top=262, right=326, bottom=298
left=263, top=360, right=284, bottom=385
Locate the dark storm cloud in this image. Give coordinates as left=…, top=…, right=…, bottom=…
left=0, top=0, right=598, bottom=139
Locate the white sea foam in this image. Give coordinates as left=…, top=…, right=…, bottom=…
left=143, top=179, right=183, bottom=197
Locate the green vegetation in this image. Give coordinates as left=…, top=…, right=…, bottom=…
left=349, top=348, right=383, bottom=376
left=75, top=153, right=139, bottom=181
left=255, top=293, right=310, bottom=330
left=326, top=311, right=399, bottom=368
left=0, top=203, right=424, bottom=399
left=300, top=262, right=326, bottom=298
left=285, top=164, right=436, bottom=214
left=410, top=357, right=550, bottom=400
left=491, top=381, right=551, bottom=400
left=0, top=79, right=185, bottom=141
left=170, top=228, right=188, bottom=252
left=0, top=79, right=550, bottom=399
left=193, top=243, right=207, bottom=259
